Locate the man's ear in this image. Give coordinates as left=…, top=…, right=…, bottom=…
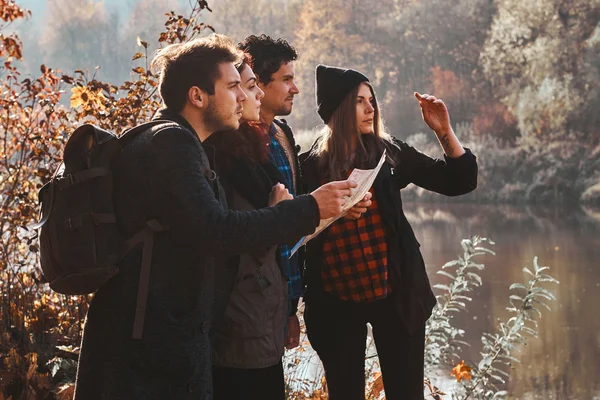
left=187, top=86, right=207, bottom=109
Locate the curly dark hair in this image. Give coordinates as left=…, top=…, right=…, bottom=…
left=238, top=34, right=298, bottom=85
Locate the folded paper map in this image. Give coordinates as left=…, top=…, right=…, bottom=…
left=290, top=150, right=387, bottom=257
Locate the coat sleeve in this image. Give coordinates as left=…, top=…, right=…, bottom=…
left=150, top=127, right=320, bottom=256
left=391, top=138, right=478, bottom=196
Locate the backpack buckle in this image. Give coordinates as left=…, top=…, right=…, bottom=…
left=204, top=169, right=217, bottom=181
left=64, top=217, right=75, bottom=231
left=56, top=173, right=75, bottom=190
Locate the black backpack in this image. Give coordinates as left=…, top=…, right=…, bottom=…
left=34, top=120, right=175, bottom=339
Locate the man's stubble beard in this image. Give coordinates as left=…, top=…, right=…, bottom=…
left=275, top=103, right=293, bottom=117
left=204, top=100, right=239, bottom=132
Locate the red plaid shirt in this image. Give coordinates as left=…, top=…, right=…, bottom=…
left=321, top=187, right=391, bottom=302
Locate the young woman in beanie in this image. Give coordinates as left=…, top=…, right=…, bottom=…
left=300, top=64, right=478, bottom=399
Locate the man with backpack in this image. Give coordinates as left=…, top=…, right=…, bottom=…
left=69, top=34, right=355, bottom=399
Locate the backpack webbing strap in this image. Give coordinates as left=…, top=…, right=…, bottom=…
left=63, top=213, right=116, bottom=231
left=56, top=167, right=111, bottom=190
left=126, top=219, right=168, bottom=339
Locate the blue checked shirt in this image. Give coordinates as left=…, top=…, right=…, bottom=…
left=268, top=122, right=304, bottom=304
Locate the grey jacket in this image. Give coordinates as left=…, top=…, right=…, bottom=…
left=211, top=192, right=288, bottom=368
left=73, top=110, right=319, bottom=400
left=206, top=130, right=289, bottom=369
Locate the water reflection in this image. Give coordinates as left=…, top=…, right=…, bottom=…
left=407, top=202, right=600, bottom=400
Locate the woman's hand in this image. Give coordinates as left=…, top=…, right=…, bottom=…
left=344, top=192, right=372, bottom=220
left=414, top=92, right=465, bottom=158
left=269, top=183, right=293, bottom=206
left=414, top=92, right=451, bottom=135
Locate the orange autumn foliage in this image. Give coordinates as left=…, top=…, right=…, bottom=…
left=370, top=372, right=384, bottom=398
left=451, top=360, right=473, bottom=382
left=472, top=101, right=518, bottom=140
left=430, top=66, right=466, bottom=105
left=0, top=1, right=214, bottom=398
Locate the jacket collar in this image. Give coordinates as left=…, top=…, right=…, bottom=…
left=153, top=108, right=220, bottom=174
left=153, top=108, right=197, bottom=137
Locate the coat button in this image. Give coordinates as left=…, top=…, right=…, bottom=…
left=201, top=320, right=210, bottom=334
left=187, top=380, right=197, bottom=393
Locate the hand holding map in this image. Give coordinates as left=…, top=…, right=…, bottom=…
left=290, top=150, right=387, bottom=256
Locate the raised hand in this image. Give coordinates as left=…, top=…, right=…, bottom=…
left=414, top=92, right=465, bottom=158
left=414, top=92, right=451, bottom=134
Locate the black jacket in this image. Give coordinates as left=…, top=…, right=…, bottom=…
left=74, top=110, right=320, bottom=400
left=300, top=137, right=477, bottom=334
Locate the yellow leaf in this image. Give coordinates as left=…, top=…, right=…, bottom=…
left=132, top=52, right=144, bottom=61
left=70, top=86, right=88, bottom=109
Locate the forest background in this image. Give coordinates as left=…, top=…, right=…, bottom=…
left=1, top=0, right=599, bottom=399
left=11, top=0, right=600, bottom=204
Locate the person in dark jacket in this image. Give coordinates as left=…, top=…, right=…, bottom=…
left=207, top=57, right=291, bottom=400
left=238, top=35, right=306, bottom=349
left=207, top=57, right=372, bottom=400
left=73, top=37, right=356, bottom=400
left=300, top=64, right=478, bottom=400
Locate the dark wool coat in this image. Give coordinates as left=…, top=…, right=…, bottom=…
left=300, top=137, right=478, bottom=334
left=74, top=110, right=319, bottom=400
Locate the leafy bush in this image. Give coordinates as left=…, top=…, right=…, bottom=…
left=284, top=236, right=559, bottom=400
left=0, top=1, right=214, bottom=398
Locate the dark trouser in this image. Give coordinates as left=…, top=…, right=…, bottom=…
left=304, top=296, right=425, bottom=400
left=212, top=361, right=285, bottom=400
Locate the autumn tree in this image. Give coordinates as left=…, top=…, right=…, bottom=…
left=294, top=0, right=496, bottom=136
left=293, top=0, right=396, bottom=131
left=38, top=0, right=130, bottom=83
left=481, top=0, right=600, bottom=139
left=122, top=0, right=188, bottom=57
left=207, top=0, right=303, bottom=43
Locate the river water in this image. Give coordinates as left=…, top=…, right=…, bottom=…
left=408, top=202, right=600, bottom=400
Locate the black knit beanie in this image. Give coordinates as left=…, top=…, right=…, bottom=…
left=315, top=64, right=369, bottom=123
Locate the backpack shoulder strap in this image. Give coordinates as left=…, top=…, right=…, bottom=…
left=119, top=119, right=179, bottom=140
left=125, top=219, right=169, bottom=339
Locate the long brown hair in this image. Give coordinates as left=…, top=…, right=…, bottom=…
left=312, top=82, right=392, bottom=181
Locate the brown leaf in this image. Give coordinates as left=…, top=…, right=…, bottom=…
left=136, top=36, right=148, bottom=49
left=132, top=67, right=145, bottom=75
left=369, top=372, right=384, bottom=398
left=132, top=52, right=144, bottom=61
left=56, top=383, right=75, bottom=400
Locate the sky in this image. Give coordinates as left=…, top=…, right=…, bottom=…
left=14, top=0, right=148, bottom=28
